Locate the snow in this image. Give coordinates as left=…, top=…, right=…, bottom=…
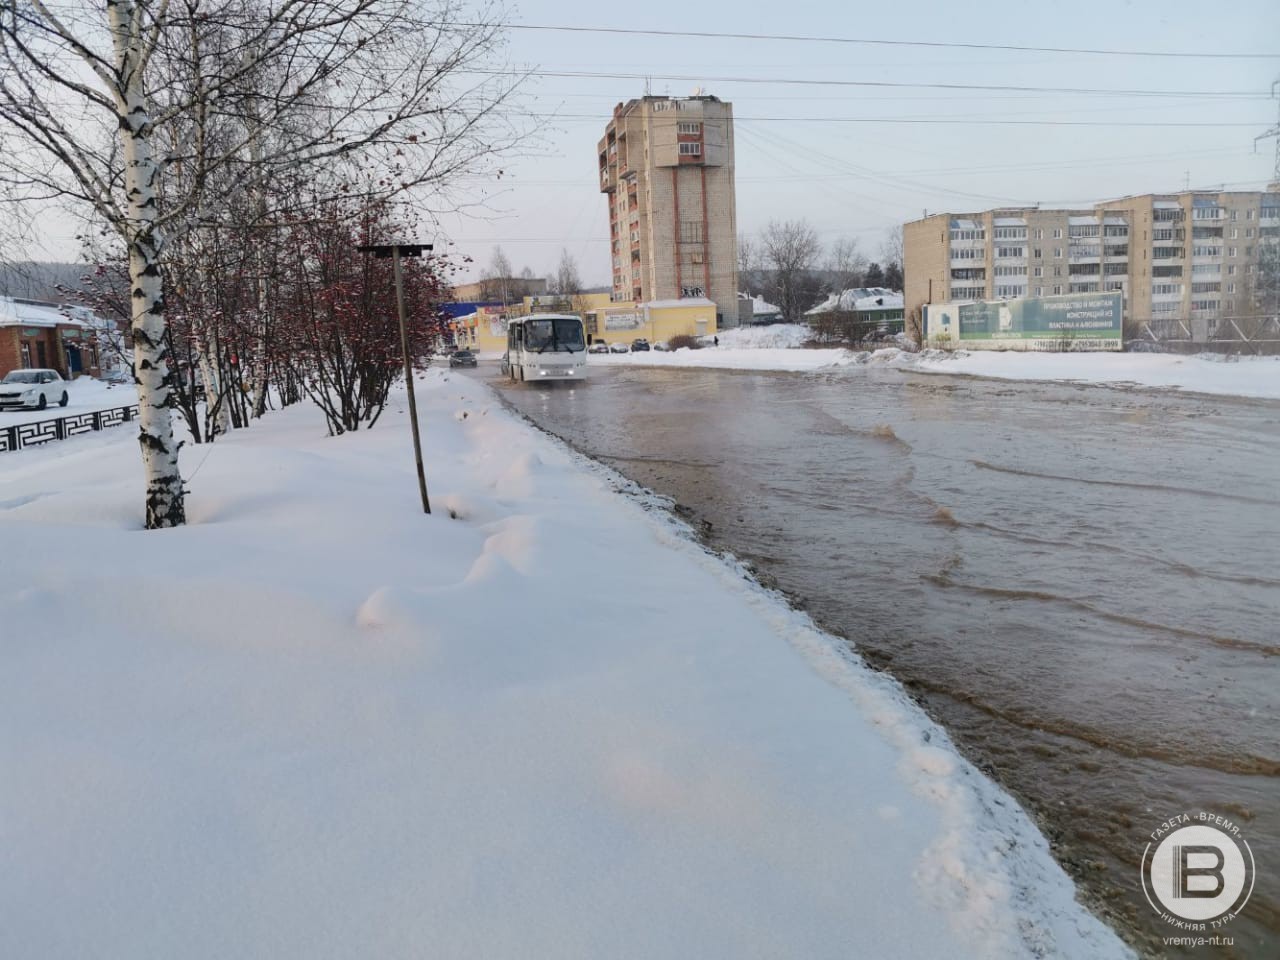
left=589, top=333, right=1280, bottom=400
left=0, top=370, right=1131, bottom=958
left=904, top=348, right=1280, bottom=400
left=805, top=287, right=903, bottom=316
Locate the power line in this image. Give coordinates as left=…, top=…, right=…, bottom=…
left=466, top=22, right=1280, bottom=61
left=468, top=68, right=1265, bottom=99
left=526, top=112, right=1262, bottom=128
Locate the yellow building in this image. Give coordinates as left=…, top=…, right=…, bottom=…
left=449, top=292, right=718, bottom=355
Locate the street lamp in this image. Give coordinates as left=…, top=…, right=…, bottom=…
left=357, top=242, right=433, bottom=515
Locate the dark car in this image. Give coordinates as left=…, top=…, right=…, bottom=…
left=449, top=349, right=478, bottom=368
left=630, top=338, right=651, bottom=352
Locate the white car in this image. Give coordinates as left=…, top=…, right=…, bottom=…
left=0, top=369, right=69, bottom=410
left=608, top=342, right=630, bottom=354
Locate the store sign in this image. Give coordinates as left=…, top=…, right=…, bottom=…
left=604, top=311, right=643, bottom=331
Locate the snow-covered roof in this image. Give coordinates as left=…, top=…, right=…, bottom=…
left=804, top=288, right=904, bottom=316
left=0, top=296, right=87, bottom=329
left=993, top=217, right=1026, bottom=226
left=644, top=297, right=716, bottom=309
left=751, top=295, right=781, bottom=314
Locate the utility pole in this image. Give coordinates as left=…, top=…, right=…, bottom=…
left=357, top=242, right=433, bottom=515
left=1255, top=80, right=1280, bottom=323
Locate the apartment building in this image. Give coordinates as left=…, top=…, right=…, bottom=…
left=598, top=95, right=741, bottom=327
left=905, top=187, right=1280, bottom=342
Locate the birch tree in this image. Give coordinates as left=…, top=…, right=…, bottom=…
left=0, top=0, right=523, bottom=527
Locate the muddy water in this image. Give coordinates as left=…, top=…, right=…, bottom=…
left=480, top=362, right=1280, bottom=957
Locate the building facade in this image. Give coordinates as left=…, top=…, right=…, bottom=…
left=0, top=297, right=102, bottom=378
left=599, top=95, right=741, bottom=327
left=905, top=187, right=1280, bottom=343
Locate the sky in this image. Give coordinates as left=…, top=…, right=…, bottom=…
left=15, top=0, right=1280, bottom=288
left=433, top=0, right=1280, bottom=287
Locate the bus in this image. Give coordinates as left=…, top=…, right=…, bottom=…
left=503, top=313, right=588, bottom=383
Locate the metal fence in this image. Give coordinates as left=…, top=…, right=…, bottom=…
left=1, top=404, right=139, bottom=453
left=1130, top=315, right=1280, bottom=355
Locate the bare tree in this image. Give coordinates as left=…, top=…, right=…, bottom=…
left=826, top=236, right=867, bottom=295
left=0, top=0, right=524, bottom=528
left=880, top=226, right=905, bottom=291
left=553, top=248, right=581, bottom=296
left=760, top=219, right=822, bottom=322
left=738, top=232, right=764, bottom=295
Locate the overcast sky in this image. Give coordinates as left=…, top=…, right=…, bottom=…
left=433, top=0, right=1280, bottom=287
left=19, top=0, right=1280, bottom=287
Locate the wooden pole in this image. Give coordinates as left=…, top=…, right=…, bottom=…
left=392, top=247, right=431, bottom=515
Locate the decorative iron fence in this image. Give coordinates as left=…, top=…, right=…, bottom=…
left=1, top=404, right=139, bottom=453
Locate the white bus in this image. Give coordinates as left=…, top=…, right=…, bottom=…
left=503, top=313, right=588, bottom=383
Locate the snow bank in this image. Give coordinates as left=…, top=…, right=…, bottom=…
left=900, top=349, right=1280, bottom=400
left=0, top=374, right=1130, bottom=959
left=591, top=335, right=1280, bottom=400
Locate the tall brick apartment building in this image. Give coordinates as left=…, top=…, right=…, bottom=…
left=599, top=94, right=741, bottom=327
left=905, top=187, right=1280, bottom=343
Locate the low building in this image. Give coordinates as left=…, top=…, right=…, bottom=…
left=451, top=277, right=547, bottom=303
left=447, top=292, right=719, bottom=355
left=0, top=296, right=102, bottom=378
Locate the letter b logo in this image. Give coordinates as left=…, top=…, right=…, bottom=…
left=1144, top=824, right=1251, bottom=922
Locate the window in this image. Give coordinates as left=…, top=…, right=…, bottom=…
left=995, top=285, right=1026, bottom=298
left=1247, top=209, right=1256, bottom=220
left=1103, top=225, right=1128, bottom=237
left=1192, top=207, right=1224, bottom=220
left=1246, top=228, right=1255, bottom=238
left=950, top=228, right=986, bottom=241
left=1227, top=247, right=1237, bottom=258
left=1152, top=247, right=1183, bottom=259
left=951, top=247, right=984, bottom=260
left=1226, top=283, right=1236, bottom=294
left=1152, top=301, right=1179, bottom=315
left=1034, top=228, right=1044, bottom=240
left=1191, top=263, right=1221, bottom=275
left=1069, top=224, right=1099, bottom=238
left=1191, top=298, right=1219, bottom=311
left=1230, top=210, right=1238, bottom=221
left=679, top=220, right=704, bottom=244
left=1191, top=281, right=1221, bottom=293
left=678, top=142, right=702, bottom=156
left=1153, top=208, right=1184, bottom=222
left=1054, top=266, right=1062, bottom=276
left=680, top=285, right=704, bottom=298
left=1033, top=266, right=1043, bottom=277
left=1103, top=263, right=1127, bottom=276
left=994, top=265, right=1025, bottom=276
left=677, top=121, right=701, bottom=135
left=993, top=227, right=1027, bottom=239
left=1054, top=248, right=1063, bottom=258
left=1192, top=245, right=1222, bottom=257
left=1035, top=286, right=1043, bottom=296
left=1052, top=285, right=1062, bottom=295
left=1152, top=283, right=1181, bottom=296
left=1229, top=228, right=1239, bottom=239
left=1052, top=228, right=1063, bottom=239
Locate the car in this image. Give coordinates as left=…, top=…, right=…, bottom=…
left=652, top=341, right=670, bottom=351
left=609, top=342, right=630, bottom=354
left=448, top=349, right=478, bottom=368
left=630, top=338, right=651, bottom=352
left=587, top=342, right=610, bottom=354
left=0, top=369, right=69, bottom=410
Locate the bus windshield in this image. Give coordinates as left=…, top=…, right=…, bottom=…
left=526, top=318, right=584, bottom=353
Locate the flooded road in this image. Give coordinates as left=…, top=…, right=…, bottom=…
left=479, top=361, right=1280, bottom=957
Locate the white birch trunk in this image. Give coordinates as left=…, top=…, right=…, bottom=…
left=110, top=0, right=185, bottom=527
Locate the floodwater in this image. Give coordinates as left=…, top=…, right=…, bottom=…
left=478, top=361, right=1280, bottom=958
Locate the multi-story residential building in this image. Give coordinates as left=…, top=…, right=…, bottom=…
left=905, top=187, right=1280, bottom=342
left=598, top=94, right=741, bottom=327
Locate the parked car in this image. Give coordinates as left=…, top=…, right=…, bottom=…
left=652, top=341, right=670, bottom=351
left=0, top=369, right=68, bottom=410
left=608, top=342, right=630, bottom=354
left=588, top=342, right=610, bottom=354
left=448, top=349, right=478, bottom=368
left=630, top=338, right=651, bottom=352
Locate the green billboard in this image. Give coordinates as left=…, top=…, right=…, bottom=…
left=957, top=292, right=1122, bottom=342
